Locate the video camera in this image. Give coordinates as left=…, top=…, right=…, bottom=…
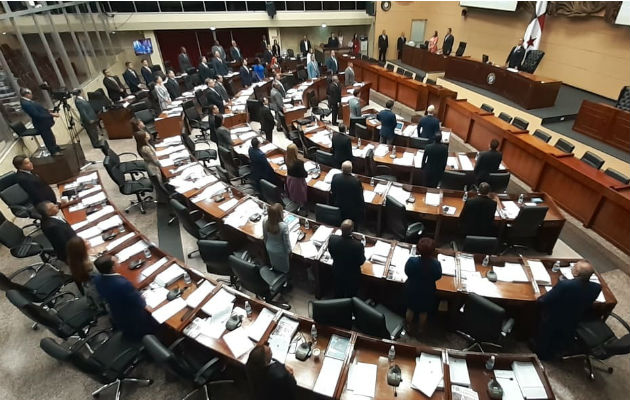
left=39, top=82, right=81, bottom=102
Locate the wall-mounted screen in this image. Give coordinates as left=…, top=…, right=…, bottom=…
left=133, top=38, right=153, bottom=55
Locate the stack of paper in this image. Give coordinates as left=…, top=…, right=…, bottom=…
left=411, top=353, right=443, bottom=397
left=512, top=361, right=547, bottom=399
left=223, top=327, right=255, bottom=358
left=105, top=232, right=136, bottom=251
left=425, top=192, right=441, bottom=206
left=388, top=185, right=411, bottom=204
left=259, top=143, right=276, bottom=154
left=370, top=240, right=391, bottom=264
left=86, top=205, right=115, bottom=222
left=447, top=156, right=459, bottom=169
left=528, top=260, right=552, bottom=285
left=374, top=145, right=389, bottom=157
left=494, top=370, right=524, bottom=400
left=153, top=264, right=186, bottom=287
left=449, top=357, right=471, bottom=386
left=142, top=286, right=169, bottom=309
left=494, top=263, right=529, bottom=283
left=192, top=182, right=227, bottom=203
left=402, top=124, right=418, bottom=137
left=387, top=245, right=410, bottom=282
left=458, top=254, right=477, bottom=273
left=323, top=168, right=341, bottom=183
left=201, top=288, right=236, bottom=316
left=414, top=150, right=425, bottom=168
left=346, top=362, right=377, bottom=398
left=298, top=241, right=319, bottom=259
left=78, top=185, right=101, bottom=198
left=82, top=192, right=107, bottom=207
left=393, top=151, right=415, bottom=166
left=115, top=241, right=149, bottom=262
left=458, top=154, right=474, bottom=171
left=313, top=357, right=344, bottom=397
left=185, top=281, right=216, bottom=308
left=268, top=316, right=299, bottom=363
left=312, top=179, right=331, bottom=192
left=311, top=225, right=334, bottom=245
left=363, top=190, right=376, bottom=203
left=502, top=201, right=521, bottom=219
left=97, top=215, right=123, bottom=231
left=452, top=385, right=479, bottom=400
left=247, top=308, right=276, bottom=342
left=438, top=254, right=456, bottom=276
left=140, top=257, right=170, bottom=280
left=374, top=183, right=389, bottom=195
left=152, top=297, right=186, bottom=323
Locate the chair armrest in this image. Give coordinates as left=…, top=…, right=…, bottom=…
left=501, top=317, right=515, bottom=337
left=71, top=328, right=114, bottom=352
left=607, top=313, right=630, bottom=334
left=43, top=291, right=79, bottom=309
left=8, top=264, right=40, bottom=280
left=193, top=357, right=221, bottom=385
left=189, top=209, right=203, bottom=221
left=168, top=337, right=187, bottom=351
left=118, top=152, right=139, bottom=159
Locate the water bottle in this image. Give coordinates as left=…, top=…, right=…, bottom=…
left=482, top=255, right=490, bottom=267
left=485, top=355, right=496, bottom=371
left=462, top=185, right=468, bottom=202
left=552, top=260, right=561, bottom=273
left=358, top=137, right=362, bottom=147
left=244, top=301, right=252, bottom=318
left=227, top=187, right=234, bottom=198
left=304, top=219, right=310, bottom=230
left=518, top=193, right=524, bottom=205
left=263, top=203, right=268, bottom=215
left=388, top=345, right=396, bottom=363
left=370, top=177, right=375, bottom=187
left=310, top=324, right=318, bottom=342
left=410, top=245, right=416, bottom=256
left=183, top=271, right=191, bottom=284
left=390, top=145, right=396, bottom=158
left=143, top=247, right=152, bottom=259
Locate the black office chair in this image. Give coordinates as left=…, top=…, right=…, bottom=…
left=143, top=335, right=231, bottom=400
left=457, top=293, right=513, bottom=351
left=198, top=240, right=238, bottom=287
left=385, top=63, right=395, bottom=72
left=310, top=298, right=353, bottom=330
left=308, top=91, right=331, bottom=121
left=40, top=330, right=151, bottom=399
left=103, top=156, right=155, bottom=214
left=580, top=151, right=605, bottom=170
left=259, top=179, right=299, bottom=213
left=228, top=255, right=290, bottom=310
left=414, top=73, right=425, bottom=82
left=383, top=195, right=423, bottom=243
left=366, top=150, right=397, bottom=182
left=497, top=112, right=512, bottom=123
left=604, top=168, right=630, bottom=184
left=134, top=109, right=158, bottom=138
left=170, top=199, right=219, bottom=258
left=519, top=50, right=545, bottom=74
left=554, top=138, right=575, bottom=154
left=0, top=172, right=42, bottom=230
left=562, top=313, right=630, bottom=380
left=0, top=264, right=72, bottom=305
left=486, top=172, right=511, bottom=193
left=439, top=170, right=472, bottom=191
left=217, top=146, right=251, bottom=185
left=315, top=203, right=342, bottom=227
left=130, top=101, right=149, bottom=114
left=511, top=117, right=529, bottom=130
left=296, top=68, right=308, bottom=82
left=501, top=206, right=548, bottom=255
left=183, top=105, right=212, bottom=142
left=352, top=297, right=405, bottom=340
left=532, top=129, right=552, bottom=143
left=480, top=103, right=494, bottom=113
left=462, top=236, right=499, bottom=255
left=354, top=123, right=371, bottom=141
left=7, top=289, right=97, bottom=338
left=0, top=217, right=54, bottom=265
left=101, top=141, right=147, bottom=176
left=9, top=121, right=43, bottom=150
left=425, top=78, right=437, bottom=85
left=455, top=42, right=467, bottom=57
left=349, top=116, right=367, bottom=137
left=87, top=88, right=113, bottom=113
left=246, top=99, right=262, bottom=123
left=409, top=136, right=431, bottom=150
left=315, top=149, right=336, bottom=167
left=182, top=133, right=217, bottom=167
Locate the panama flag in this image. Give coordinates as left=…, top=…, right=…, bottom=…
left=523, top=1, right=548, bottom=51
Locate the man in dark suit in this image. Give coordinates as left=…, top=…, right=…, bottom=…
left=459, top=182, right=497, bottom=237
left=211, top=50, right=229, bottom=76
left=19, top=88, right=61, bottom=155
left=211, top=40, right=227, bottom=62
left=215, top=115, right=233, bottom=150
left=122, top=61, right=142, bottom=93
left=328, top=219, right=365, bottom=298
left=102, top=69, right=125, bottom=102
left=262, top=46, right=273, bottom=66
left=178, top=46, right=193, bottom=73
left=164, top=70, right=182, bottom=100
left=376, top=100, right=396, bottom=145
left=421, top=132, right=448, bottom=188
left=205, top=79, right=225, bottom=113
left=36, top=201, right=76, bottom=263
left=396, top=32, right=407, bottom=59
left=74, top=90, right=103, bottom=149
left=215, top=75, right=230, bottom=102
left=506, top=38, right=526, bottom=69
left=332, top=124, right=352, bottom=168
left=230, top=40, right=243, bottom=62
left=331, top=161, right=365, bottom=227
left=418, top=104, right=440, bottom=141
left=140, top=59, right=154, bottom=85
left=536, top=260, right=601, bottom=360
left=474, top=139, right=503, bottom=184
left=259, top=98, right=275, bottom=143
left=269, top=81, right=285, bottom=114
left=198, top=56, right=213, bottom=82
left=239, top=58, right=252, bottom=87
left=13, top=155, right=56, bottom=206
left=378, top=30, right=389, bottom=62
left=327, top=33, right=340, bottom=48
left=327, top=75, right=341, bottom=126
left=271, top=39, right=281, bottom=58
left=92, top=255, right=158, bottom=341
left=325, top=50, right=339, bottom=74
left=261, top=35, right=269, bottom=52
left=442, top=28, right=454, bottom=56
left=299, top=35, right=311, bottom=57
left=248, top=137, right=278, bottom=190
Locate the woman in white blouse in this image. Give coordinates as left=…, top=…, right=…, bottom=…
left=154, top=75, right=171, bottom=111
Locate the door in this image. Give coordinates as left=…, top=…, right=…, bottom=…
left=410, top=20, right=426, bottom=44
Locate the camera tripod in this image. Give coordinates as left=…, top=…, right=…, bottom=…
left=54, top=97, right=95, bottom=170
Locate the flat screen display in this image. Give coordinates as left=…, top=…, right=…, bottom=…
left=460, top=1, right=518, bottom=11
left=133, top=38, right=153, bottom=55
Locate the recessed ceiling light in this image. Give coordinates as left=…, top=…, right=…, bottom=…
left=321, top=24, right=327, bottom=28
left=210, top=26, right=216, bottom=31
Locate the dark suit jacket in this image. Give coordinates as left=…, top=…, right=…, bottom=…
left=506, top=46, right=526, bottom=69
left=216, top=126, right=233, bottom=149
left=254, top=362, right=298, bottom=400
left=397, top=36, right=406, bottom=52
left=216, top=82, right=230, bottom=102
left=211, top=57, right=229, bottom=76
left=327, top=37, right=340, bottom=48
left=332, top=131, right=352, bottom=168
left=418, top=115, right=440, bottom=140
left=474, top=150, right=503, bottom=183
left=328, top=235, right=365, bottom=291
left=20, top=99, right=54, bottom=131
left=103, top=76, right=124, bottom=101
left=248, top=147, right=278, bottom=189
left=198, top=62, right=213, bottom=81
left=325, top=57, right=339, bottom=74
left=376, top=109, right=396, bottom=140
left=178, top=53, right=193, bottom=73
left=259, top=106, right=275, bottom=136
left=230, top=46, right=242, bottom=61
left=421, top=142, right=448, bottom=188
left=92, top=274, right=157, bottom=340
left=75, top=97, right=98, bottom=126
left=327, top=81, right=341, bottom=106
left=15, top=170, right=56, bottom=205
left=164, top=78, right=181, bottom=100
left=443, top=34, right=454, bottom=55
left=299, top=39, right=311, bottom=55
left=331, top=173, right=364, bottom=223
left=141, top=66, right=154, bottom=84
left=271, top=44, right=281, bottom=57
left=240, top=66, right=252, bottom=87
left=123, top=69, right=141, bottom=93
left=262, top=49, right=273, bottom=65
left=206, top=88, right=225, bottom=113
left=459, top=195, right=497, bottom=237
left=41, top=217, right=76, bottom=262
left=378, top=34, right=389, bottom=50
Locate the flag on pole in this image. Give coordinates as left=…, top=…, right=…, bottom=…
left=523, top=1, right=548, bottom=52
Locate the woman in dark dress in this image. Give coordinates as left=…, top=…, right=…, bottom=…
left=404, top=237, right=442, bottom=336
left=284, top=143, right=308, bottom=212
left=245, top=344, right=296, bottom=400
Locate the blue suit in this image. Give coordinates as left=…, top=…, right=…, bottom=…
left=248, top=146, right=278, bottom=190
left=307, top=61, right=319, bottom=79
left=20, top=98, right=60, bottom=154
left=418, top=115, right=440, bottom=141
left=325, top=56, right=339, bottom=74
left=240, top=66, right=252, bottom=87
left=376, top=109, right=396, bottom=144
left=92, top=273, right=158, bottom=340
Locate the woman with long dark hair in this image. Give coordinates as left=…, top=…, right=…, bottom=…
left=66, top=236, right=104, bottom=311
left=245, top=344, right=296, bottom=400
left=263, top=203, right=291, bottom=278
left=132, top=119, right=161, bottom=182
left=284, top=143, right=307, bottom=211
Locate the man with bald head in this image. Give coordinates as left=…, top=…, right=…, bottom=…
left=418, top=104, right=441, bottom=142
left=327, top=219, right=366, bottom=298
left=535, top=260, right=601, bottom=360
left=331, top=161, right=365, bottom=228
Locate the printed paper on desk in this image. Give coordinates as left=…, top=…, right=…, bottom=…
left=374, top=183, right=389, bottom=195
left=201, top=288, right=236, bottom=316
left=313, top=357, right=344, bottom=397
left=223, top=327, right=255, bottom=358
left=438, top=254, right=456, bottom=276
left=458, top=254, right=477, bottom=272
left=393, top=152, right=415, bottom=166
left=323, top=169, right=341, bottom=183
left=425, top=192, right=441, bottom=206
left=76, top=172, right=98, bottom=184
left=374, top=145, right=389, bottom=157
left=403, top=124, right=417, bottom=137
left=152, top=297, right=186, bottom=324
left=82, top=192, right=107, bottom=206
left=239, top=131, right=257, bottom=141
left=153, top=264, right=186, bottom=287
left=247, top=308, right=276, bottom=342
left=86, top=205, right=115, bottom=222
left=458, top=154, right=474, bottom=171
left=259, top=143, right=276, bottom=154
left=88, top=235, right=104, bottom=247
left=511, top=361, right=547, bottom=400
left=77, top=226, right=101, bottom=240
left=447, top=156, right=459, bottom=169
left=140, top=257, right=170, bottom=280
left=218, top=198, right=239, bottom=212
left=97, top=215, right=123, bottom=231
left=363, top=190, right=376, bottom=203
left=116, top=241, right=148, bottom=262
left=205, top=304, right=233, bottom=339
left=414, top=150, right=425, bottom=168
left=494, top=370, right=524, bottom=400
left=388, top=185, right=411, bottom=204
left=313, top=180, right=331, bottom=192
left=412, top=353, right=443, bottom=397
left=298, top=241, right=319, bottom=259
left=71, top=220, right=89, bottom=231
left=186, top=280, right=216, bottom=308
left=528, top=260, right=551, bottom=285
left=449, top=357, right=471, bottom=387
left=311, top=225, right=334, bottom=245
left=347, top=362, right=377, bottom=398
left=78, top=185, right=102, bottom=198
left=143, top=286, right=169, bottom=309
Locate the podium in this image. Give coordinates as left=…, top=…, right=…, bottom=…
left=32, top=143, right=86, bottom=184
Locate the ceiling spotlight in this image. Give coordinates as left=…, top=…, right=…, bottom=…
left=321, top=24, right=327, bottom=28
left=210, top=26, right=216, bottom=31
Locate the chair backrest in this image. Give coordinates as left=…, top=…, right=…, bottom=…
left=604, top=168, right=630, bottom=184
left=315, top=150, right=336, bottom=167
left=6, top=289, right=69, bottom=338
left=87, top=89, right=112, bottom=113
left=385, top=63, right=395, bottom=72
left=532, top=129, right=551, bottom=143
left=352, top=297, right=390, bottom=339
left=103, top=156, right=125, bottom=187
left=287, top=48, right=295, bottom=57
left=354, top=123, right=371, bottom=140
left=511, top=117, right=529, bottom=130
left=497, top=112, right=512, bottom=123
left=142, top=335, right=194, bottom=380
left=214, top=165, right=231, bottom=184
left=311, top=298, right=353, bottom=330
left=135, top=109, right=155, bottom=124
left=520, top=50, right=545, bottom=74
left=315, top=203, right=342, bottom=227
left=198, top=240, right=233, bottom=277
left=0, top=183, right=31, bottom=210
left=170, top=199, right=202, bottom=239
left=228, top=255, right=270, bottom=299
left=130, top=101, right=149, bottom=114
left=183, top=106, right=202, bottom=126
left=462, top=236, right=499, bottom=255
left=455, top=42, right=467, bottom=56
left=9, top=121, right=27, bottom=135
left=296, top=68, right=307, bottom=82
left=375, top=165, right=395, bottom=181
left=0, top=219, right=26, bottom=249
left=409, top=136, right=431, bottom=150
left=247, top=99, right=262, bottom=123
left=384, top=195, right=408, bottom=240
left=460, top=293, right=505, bottom=342
left=439, top=170, right=471, bottom=191
left=580, top=151, right=604, bottom=170
left=486, top=172, right=510, bottom=193
left=260, top=179, right=283, bottom=204
left=553, top=138, right=574, bottom=154
left=425, top=78, right=436, bottom=85
left=509, top=206, right=548, bottom=239
left=218, top=146, right=239, bottom=178
left=480, top=103, right=494, bottom=113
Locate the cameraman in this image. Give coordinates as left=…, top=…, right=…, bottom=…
left=75, top=90, right=104, bottom=148
left=19, top=87, right=61, bottom=155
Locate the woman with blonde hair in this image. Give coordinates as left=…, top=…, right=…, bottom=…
left=263, top=203, right=291, bottom=281
left=284, top=143, right=307, bottom=211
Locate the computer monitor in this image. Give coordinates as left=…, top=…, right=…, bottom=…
left=133, top=38, right=153, bottom=55
left=394, top=121, right=404, bottom=133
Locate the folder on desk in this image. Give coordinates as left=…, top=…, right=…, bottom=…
left=511, top=361, right=547, bottom=399
left=154, top=264, right=186, bottom=287
left=411, top=352, right=443, bottom=397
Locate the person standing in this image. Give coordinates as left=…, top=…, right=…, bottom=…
left=474, top=139, right=503, bottom=184
left=215, top=75, right=230, bottom=102
left=261, top=34, right=269, bottom=52
left=205, top=78, right=225, bottom=113
left=352, top=33, right=360, bottom=56
left=271, top=39, right=281, bottom=58
left=102, top=69, right=126, bottom=102
left=327, top=33, right=340, bottom=48
left=328, top=219, right=365, bottom=298
left=229, top=40, right=243, bottom=62
left=299, top=35, right=311, bottom=57
left=153, top=76, right=172, bottom=111
left=506, top=38, right=526, bottom=69
left=164, top=70, right=182, bottom=100
left=377, top=100, right=396, bottom=145
left=378, top=30, right=389, bottom=62
left=404, top=237, right=442, bottom=336
left=332, top=124, right=352, bottom=168
left=140, top=59, right=154, bottom=85
left=211, top=40, right=226, bottom=61
left=66, top=236, right=104, bottom=311
left=459, top=182, right=497, bottom=237
left=344, top=61, right=355, bottom=86
left=75, top=90, right=104, bottom=149
left=178, top=46, right=193, bottom=73
left=215, top=115, right=233, bottom=150
left=246, top=344, right=296, bottom=400
left=442, top=28, right=454, bottom=55
left=348, top=89, right=362, bottom=118
left=123, top=61, right=142, bottom=93
left=263, top=203, right=292, bottom=280
left=326, top=50, right=339, bottom=74
left=36, top=200, right=76, bottom=263
left=259, top=98, right=275, bottom=143
left=269, top=80, right=285, bottom=115
left=248, top=137, right=279, bottom=190
left=12, top=155, right=56, bottom=205
left=307, top=55, right=319, bottom=79
left=327, top=75, right=341, bottom=126
left=428, top=31, right=439, bottom=54
left=397, top=32, right=407, bottom=59
left=421, top=132, right=448, bottom=188
left=132, top=122, right=161, bottom=183
left=284, top=143, right=308, bottom=210
left=211, top=50, right=229, bottom=76
left=198, top=56, right=213, bottom=81
left=239, top=58, right=252, bottom=87
left=417, top=104, right=440, bottom=141
left=331, top=161, right=365, bottom=227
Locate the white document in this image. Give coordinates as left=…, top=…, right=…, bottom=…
left=298, top=241, right=319, bottom=259
left=374, top=145, right=389, bottom=157
left=346, top=362, right=377, bottom=398
left=223, top=327, right=255, bottom=358
left=452, top=385, right=480, bottom=400
left=411, top=353, right=443, bottom=397
left=105, top=232, right=136, bottom=251
left=192, top=182, right=227, bottom=203
left=373, top=240, right=392, bottom=258
left=458, top=154, right=474, bottom=171
left=374, top=183, right=389, bottom=195
left=76, top=172, right=98, bottom=184
left=313, top=357, right=344, bottom=397
left=115, top=240, right=148, bottom=262
left=70, top=220, right=89, bottom=231
left=247, top=308, right=276, bottom=342
left=78, top=185, right=102, bottom=198
left=449, top=357, right=471, bottom=387
left=202, top=288, right=236, bottom=316
left=363, top=190, right=376, bottom=203
left=458, top=254, right=477, bottom=272
left=438, top=254, right=456, bottom=276
left=88, top=235, right=104, bottom=247
left=494, top=370, right=524, bottom=400
left=323, top=168, right=342, bottom=183
left=528, top=260, right=551, bottom=285
left=311, top=225, right=334, bottom=245
left=447, top=156, right=459, bottom=169
left=502, top=201, right=521, bottom=219
left=140, top=257, right=170, bottom=280
left=154, top=264, right=186, bottom=287
left=218, top=198, right=239, bottom=212
left=512, top=361, right=547, bottom=399
left=143, top=286, right=169, bottom=309
left=425, top=192, right=441, bottom=206
left=186, top=280, right=216, bottom=308
left=96, top=215, right=123, bottom=231
left=205, top=304, right=233, bottom=339
left=393, top=151, right=415, bottom=166
left=388, top=185, right=411, bottom=204
left=86, top=205, right=115, bottom=222
left=77, top=226, right=101, bottom=240
left=152, top=297, right=187, bottom=323
left=494, top=263, right=529, bottom=283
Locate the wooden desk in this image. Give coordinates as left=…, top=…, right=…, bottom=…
left=444, top=57, right=561, bottom=109
left=155, top=113, right=184, bottom=138
left=573, top=100, right=630, bottom=152
left=99, top=107, right=134, bottom=139
left=402, top=45, right=448, bottom=72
